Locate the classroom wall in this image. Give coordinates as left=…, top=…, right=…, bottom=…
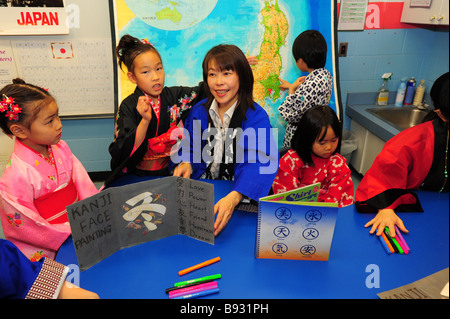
left=4, top=1, right=449, bottom=174
left=337, top=1, right=449, bottom=130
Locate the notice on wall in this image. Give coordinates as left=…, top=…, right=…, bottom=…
left=409, top=0, right=433, bottom=8
left=0, top=38, right=114, bottom=117
left=338, top=0, right=369, bottom=31
left=0, top=1, right=68, bottom=36
left=0, top=0, right=115, bottom=118
left=0, top=40, right=18, bottom=87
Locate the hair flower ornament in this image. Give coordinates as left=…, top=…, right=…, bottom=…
left=1, top=94, right=22, bottom=121
left=141, top=38, right=152, bottom=45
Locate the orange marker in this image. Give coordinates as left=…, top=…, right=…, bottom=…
left=178, top=257, right=221, bottom=276
left=381, top=232, right=395, bottom=253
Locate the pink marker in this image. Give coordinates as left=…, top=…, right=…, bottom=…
left=169, top=281, right=218, bottom=299
left=394, top=225, right=410, bottom=254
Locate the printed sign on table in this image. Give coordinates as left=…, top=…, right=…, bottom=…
left=67, top=177, right=215, bottom=271
left=255, top=183, right=338, bottom=261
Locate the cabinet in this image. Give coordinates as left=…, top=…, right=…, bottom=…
left=401, top=0, right=449, bottom=25
left=349, top=121, right=386, bottom=175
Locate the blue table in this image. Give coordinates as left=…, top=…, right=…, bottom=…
left=56, top=178, right=449, bottom=299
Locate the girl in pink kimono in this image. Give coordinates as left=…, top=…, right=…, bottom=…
left=0, top=79, right=98, bottom=261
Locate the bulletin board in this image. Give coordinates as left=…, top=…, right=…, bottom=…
left=0, top=0, right=116, bottom=119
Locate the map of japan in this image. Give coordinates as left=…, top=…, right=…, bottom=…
left=116, top=0, right=336, bottom=147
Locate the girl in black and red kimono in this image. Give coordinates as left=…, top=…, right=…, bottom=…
left=106, top=35, right=206, bottom=187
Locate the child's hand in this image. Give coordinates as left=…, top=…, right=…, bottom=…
left=278, top=77, right=292, bottom=91
left=58, top=282, right=99, bottom=299
left=173, top=162, right=191, bottom=178
left=137, top=95, right=153, bottom=122
left=213, top=191, right=242, bottom=236
left=364, top=208, right=409, bottom=237
left=290, top=76, right=306, bottom=93
left=246, top=56, right=258, bottom=66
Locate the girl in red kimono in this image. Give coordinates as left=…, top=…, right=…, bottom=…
left=273, top=105, right=354, bottom=207
left=356, top=72, right=449, bottom=237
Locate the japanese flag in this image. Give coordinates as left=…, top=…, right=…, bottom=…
left=51, top=42, right=74, bottom=59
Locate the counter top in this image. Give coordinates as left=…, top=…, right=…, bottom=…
left=345, top=92, right=403, bottom=141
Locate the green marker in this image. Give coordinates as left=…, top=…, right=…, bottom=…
left=385, top=227, right=404, bottom=254
left=174, top=274, right=221, bottom=287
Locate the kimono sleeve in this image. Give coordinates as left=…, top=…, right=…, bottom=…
left=278, top=70, right=332, bottom=124
left=272, top=150, right=304, bottom=194
left=71, top=154, right=99, bottom=200
left=0, top=172, right=71, bottom=260
left=166, top=83, right=206, bottom=124
left=109, top=93, right=145, bottom=172
left=355, top=122, right=434, bottom=213
left=0, top=239, right=69, bottom=299
left=320, top=155, right=354, bottom=207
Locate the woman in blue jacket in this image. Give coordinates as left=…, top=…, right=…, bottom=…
left=172, top=44, right=279, bottom=236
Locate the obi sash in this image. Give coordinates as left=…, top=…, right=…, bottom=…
left=34, top=179, right=78, bottom=224
left=137, top=124, right=184, bottom=172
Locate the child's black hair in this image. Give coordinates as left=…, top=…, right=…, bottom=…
left=0, top=78, right=53, bottom=136
left=292, top=30, right=327, bottom=69
left=431, top=72, right=449, bottom=120
left=116, top=34, right=161, bottom=73
left=291, top=105, right=342, bottom=166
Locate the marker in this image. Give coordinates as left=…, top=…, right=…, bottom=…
left=174, top=274, right=221, bottom=287
left=378, top=233, right=392, bottom=254
left=178, top=257, right=221, bottom=276
left=173, top=287, right=220, bottom=299
left=394, top=225, right=410, bottom=253
left=383, top=229, right=398, bottom=253
left=169, top=281, right=218, bottom=299
left=385, top=227, right=404, bottom=254
left=381, top=232, right=395, bottom=253
left=390, top=227, right=409, bottom=254
left=165, top=279, right=214, bottom=293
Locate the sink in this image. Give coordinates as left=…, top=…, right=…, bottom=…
left=366, top=107, right=430, bottom=131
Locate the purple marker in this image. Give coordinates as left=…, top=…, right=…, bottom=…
left=394, top=225, right=410, bottom=253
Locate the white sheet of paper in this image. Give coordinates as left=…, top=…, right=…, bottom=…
left=441, top=282, right=449, bottom=298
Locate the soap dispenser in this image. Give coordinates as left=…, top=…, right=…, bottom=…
left=413, top=80, right=426, bottom=107
left=395, top=78, right=407, bottom=107
left=376, top=73, right=392, bottom=106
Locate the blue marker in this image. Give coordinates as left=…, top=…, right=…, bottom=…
left=378, top=234, right=392, bottom=255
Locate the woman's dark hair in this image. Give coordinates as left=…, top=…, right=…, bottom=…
left=0, top=78, right=53, bottom=136
left=291, top=105, right=342, bottom=166
left=202, top=44, right=255, bottom=118
left=116, top=34, right=161, bottom=73
left=292, top=30, right=327, bottom=69
left=431, top=72, right=449, bottom=120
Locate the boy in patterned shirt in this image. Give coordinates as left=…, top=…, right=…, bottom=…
left=278, top=30, right=333, bottom=148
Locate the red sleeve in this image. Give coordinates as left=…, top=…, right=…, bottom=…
left=319, top=155, right=354, bottom=207
left=355, top=121, right=434, bottom=212
left=272, top=150, right=303, bottom=194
